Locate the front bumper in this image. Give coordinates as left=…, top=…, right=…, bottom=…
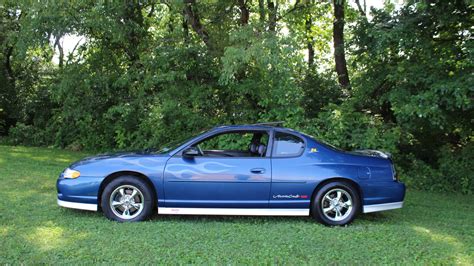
left=57, top=199, right=98, bottom=211
left=56, top=175, right=101, bottom=204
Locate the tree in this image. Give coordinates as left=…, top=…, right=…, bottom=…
left=0, top=0, right=472, bottom=193
left=333, top=0, right=350, bottom=89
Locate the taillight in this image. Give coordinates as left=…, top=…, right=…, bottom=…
left=391, top=163, right=399, bottom=181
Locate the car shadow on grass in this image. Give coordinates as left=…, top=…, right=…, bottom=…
left=152, top=213, right=314, bottom=224
left=357, top=212, right=393, bottom=222
left=59, top=206, right=395, bottom=225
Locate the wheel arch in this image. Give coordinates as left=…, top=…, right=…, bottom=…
left=310, top=177, right=363, bottom=213
left=98, top=171, right=157, bottom=210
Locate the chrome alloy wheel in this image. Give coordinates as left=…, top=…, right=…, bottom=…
left=321, top=188, right=353, bottom=222
left=109, top=185, right=144, bottom=220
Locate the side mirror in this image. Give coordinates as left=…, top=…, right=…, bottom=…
left=183, top=147, right=200, bottom=157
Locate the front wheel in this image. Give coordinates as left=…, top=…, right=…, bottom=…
left=101, top=176, right=154, bottom=222
left=311, top=181, right=360, bottom=226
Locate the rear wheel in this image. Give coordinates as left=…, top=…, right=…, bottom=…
left=311, top=181, right=360, bottom=226
left=101, top=176, right=154, bottom=222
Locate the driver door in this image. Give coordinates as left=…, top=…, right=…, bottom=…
left=163, top=130, right=272, bottom=208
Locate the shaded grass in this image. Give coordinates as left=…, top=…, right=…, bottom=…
left=0, top=145, right=473, bottom=264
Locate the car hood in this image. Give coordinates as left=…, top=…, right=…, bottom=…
left=69, top=150, right=169, bottom=168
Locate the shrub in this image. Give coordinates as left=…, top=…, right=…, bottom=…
left=399, top=144, right=473, bottom=194
left=437, top=144, right=474, bottom=194
left=8, top=123, right=45, bottom=146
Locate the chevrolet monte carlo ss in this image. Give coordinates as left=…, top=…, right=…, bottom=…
left=57, top=123, right=405, bottom=225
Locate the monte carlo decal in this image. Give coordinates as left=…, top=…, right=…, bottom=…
left=272, top=194, right=309, bottom=199
left=57, top=122, right=405, bottom=226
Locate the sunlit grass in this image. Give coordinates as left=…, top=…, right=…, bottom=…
left=413, top=226, right=471, bottom=265
left=0, top=145, right=473, bottom=264
left=27, top=226, right=65, bottom=251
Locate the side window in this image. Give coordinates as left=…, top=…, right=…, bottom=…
left=193, top=131, right=269, bottom=157
left=199, top=132, right=254, bottom=152
left=273, top=132, right=305, bottom=157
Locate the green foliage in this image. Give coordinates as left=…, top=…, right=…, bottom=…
left=350, top=2, right=472, bottom=139
left=306, top=103, right=402, bottom=154
left=220, top=28, right=305, bottom=125
left=0, top=1, right=472, bottom=193
left=438, top=144, right=474, bottom=194
left=1, top=146, right=474, bottom=264
left=345, top=1, right=473, bottom=193
left=8, top=123, right=45, bottom=146
left=401, top=143, right=474, bottom=194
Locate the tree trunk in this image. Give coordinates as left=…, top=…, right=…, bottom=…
left=4, top=46, right=15, bottom=84
left=306, top=14, right=314, bottom=68
left=182, top=9, right=190, bottom=43
left=333, top=0, right=350, bottom=89
left=54, top=36, right=64, bottom=68
left=267, top=0, right=277, bottom=32
left=183, top=0, right=211, bottom=49
left=258, top=0, right=266, bottom=24
left=122, top=2, right=145, bottom=64
left=237, top=0, right=249, bottom=25
left=354, top=0, right=366, bottom=16
left=2, top=45, right=17, bottom=132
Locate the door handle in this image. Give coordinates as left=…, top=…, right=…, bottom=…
left=250, top=168, right=265, bottom=174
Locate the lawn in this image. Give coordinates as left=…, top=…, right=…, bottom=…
left=0, top=145, right=472, bottom=264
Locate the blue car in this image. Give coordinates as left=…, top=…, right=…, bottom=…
left=57, top=123, right=405, bottom=225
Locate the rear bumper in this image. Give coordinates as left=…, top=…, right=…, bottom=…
left=363, top=201, right=403, bottom=213
left=362, top=181, right=406, bottom=206
left=57, top=199, right=98, bottom=211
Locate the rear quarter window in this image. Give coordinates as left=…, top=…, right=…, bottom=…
left=273, top=132, right=305, bottom=157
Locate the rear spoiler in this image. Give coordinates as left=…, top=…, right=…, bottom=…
left=353, top=149, right=392, bottom=159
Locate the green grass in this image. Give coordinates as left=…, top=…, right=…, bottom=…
left=0, top=145, right=473, bottom=264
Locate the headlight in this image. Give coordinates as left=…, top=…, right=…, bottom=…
left=63, top=168, right=80, bottom=179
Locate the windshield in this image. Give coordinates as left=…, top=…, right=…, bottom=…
left=156, top=138, right=192, bottom=154
left=153, top=129, right=209, bottom=154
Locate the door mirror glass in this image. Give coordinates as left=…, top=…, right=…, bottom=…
left=183, top=147, right=200, bottom=157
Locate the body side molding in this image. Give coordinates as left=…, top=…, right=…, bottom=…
left=158, top=207, right=309, bottom=216
left=363, top=201, right=403, bottom=213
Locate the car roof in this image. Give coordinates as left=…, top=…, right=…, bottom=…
left=210, top=124, right=299, bottom=133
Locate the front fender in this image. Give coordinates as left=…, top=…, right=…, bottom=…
left=58, top=155, right=168, bottom=204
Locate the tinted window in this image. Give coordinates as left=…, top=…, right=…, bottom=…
left=194, top=131, right=269, bottom=157
left=273, top=132, right=304, bottom=157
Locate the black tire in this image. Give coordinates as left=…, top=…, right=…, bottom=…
left=101, top=175, right=154, bottom=222
left=311, top=181, right=360, bottom=226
